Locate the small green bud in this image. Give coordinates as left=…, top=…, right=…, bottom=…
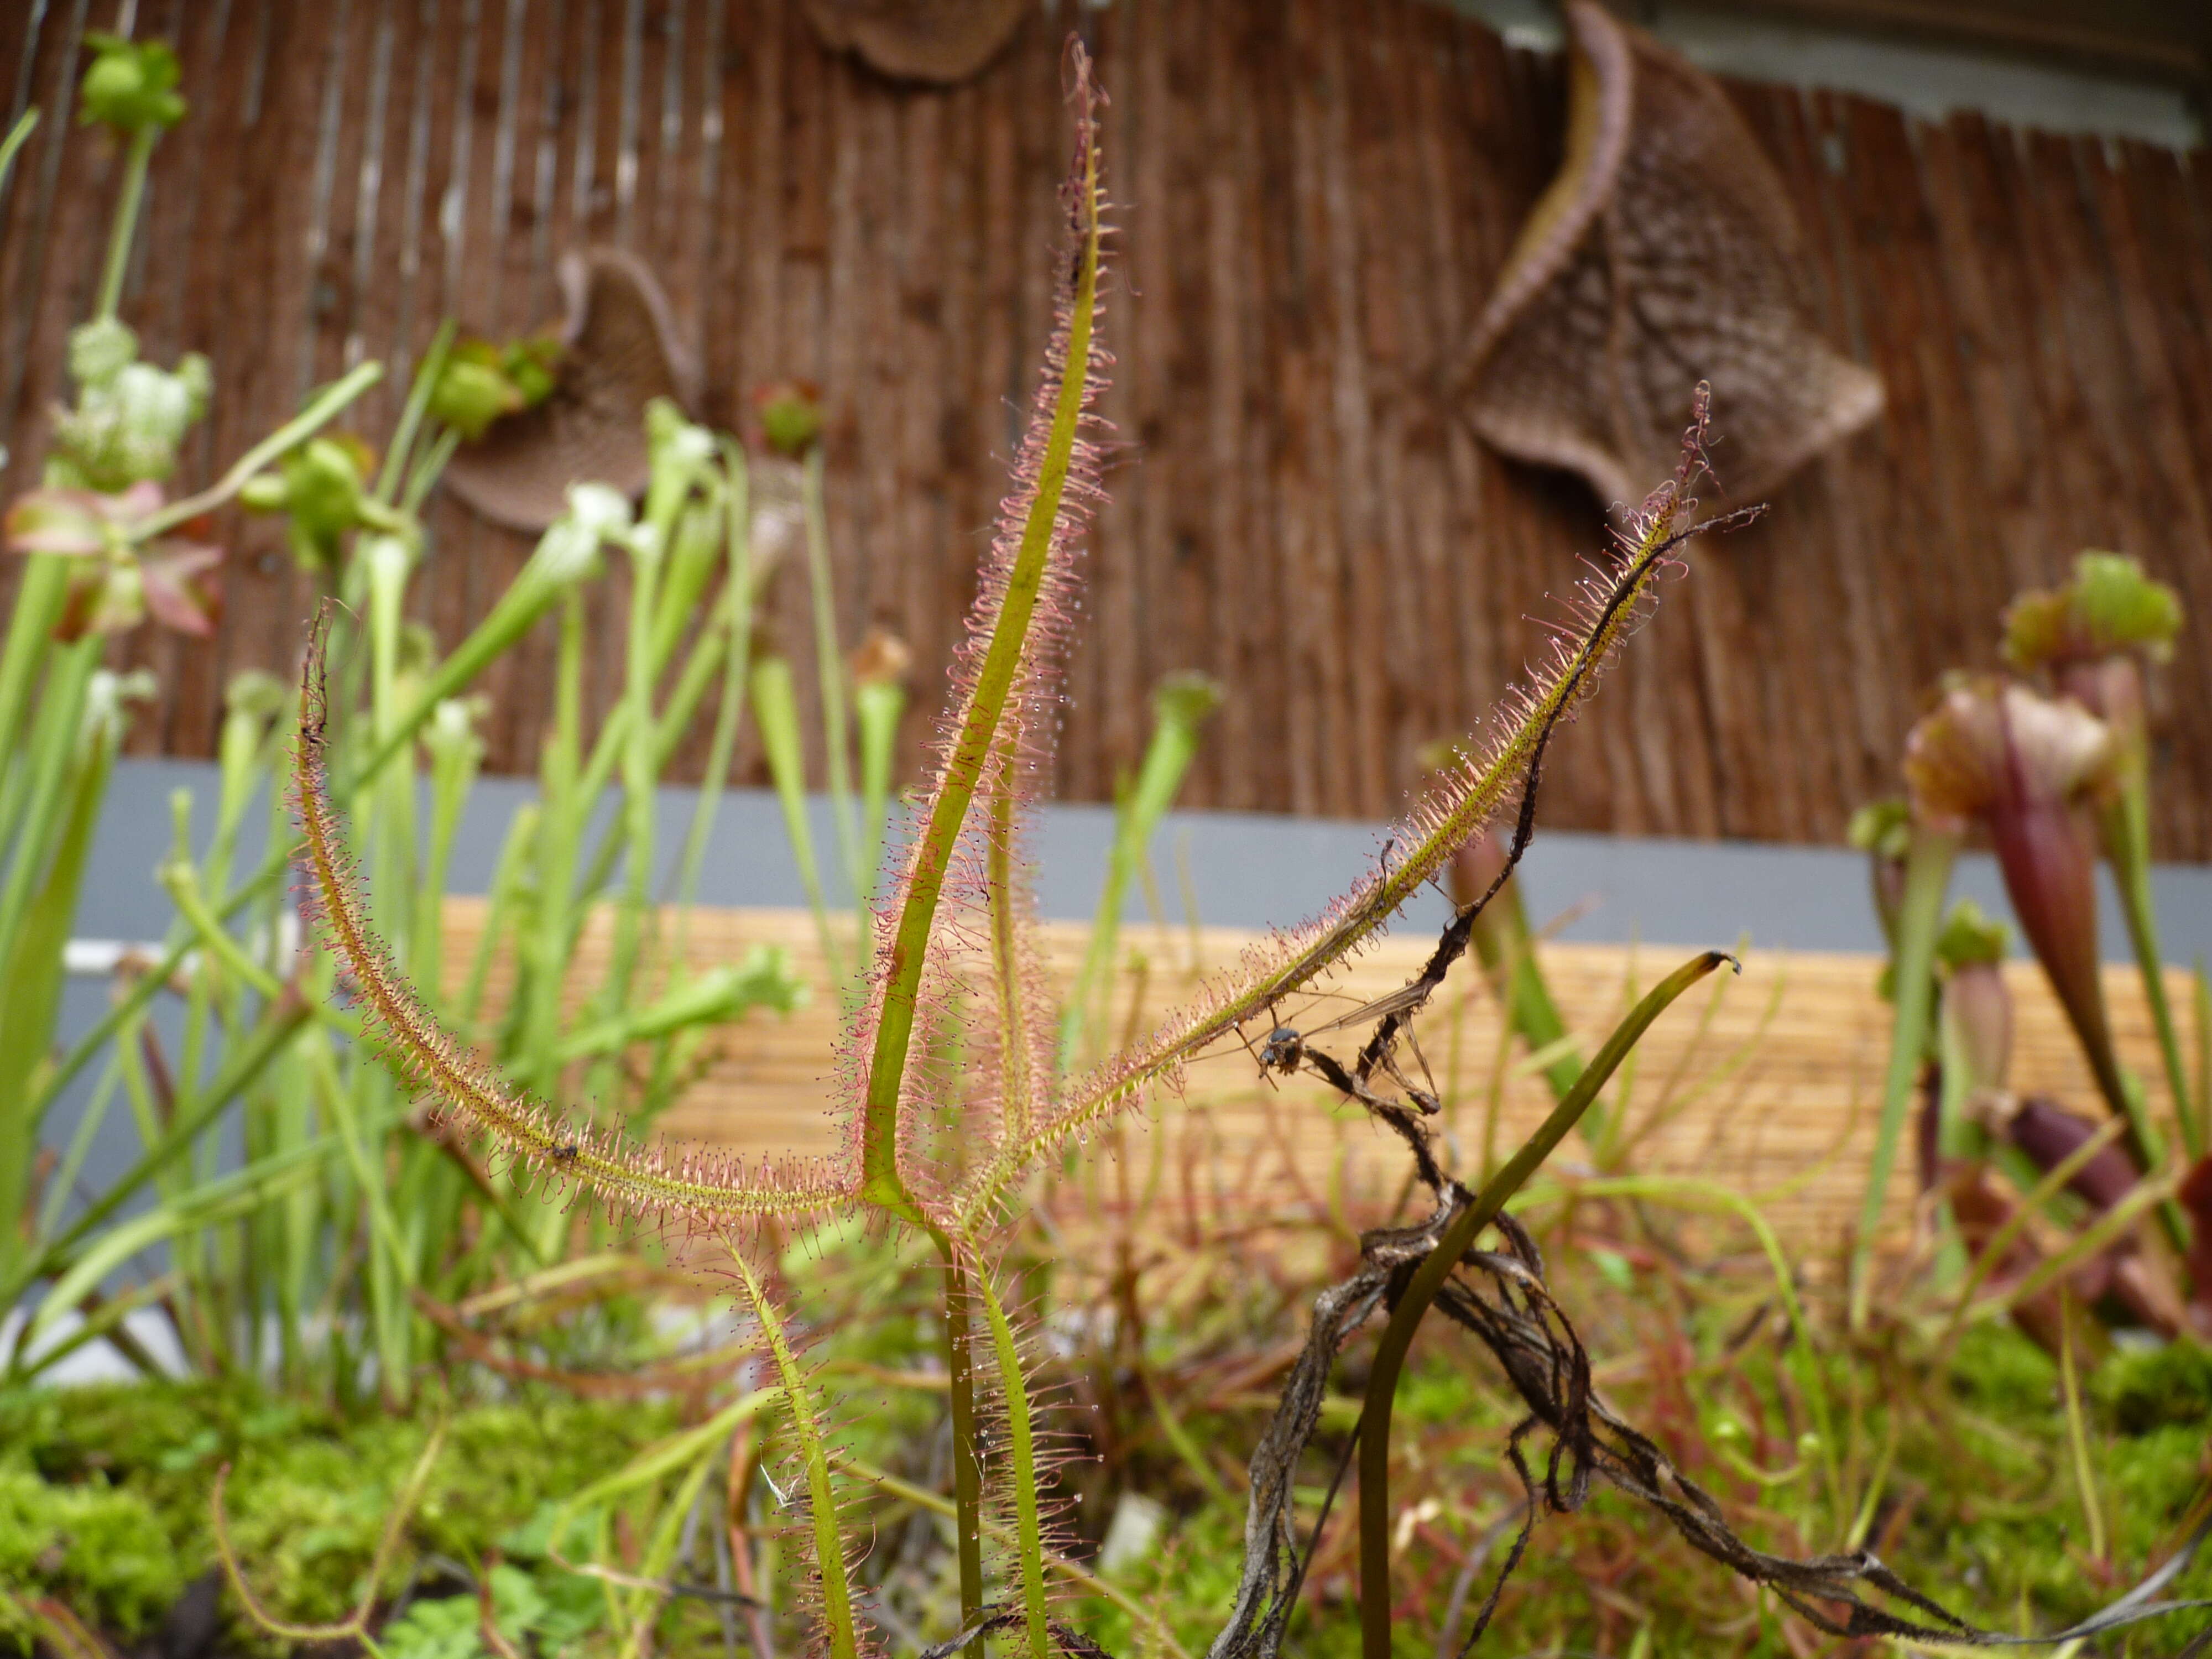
left=225, top=669, right=288, bottom=723
left=502, top=334, right=562, bottom=408
left=79, top=35, right=187, bottom=138
left=2070, top=552, right=2180, bottom=661
left=1846, top=797, right=1912, bottom=862
left=176, top=353, right=212, bottom=416
left=752, top=379, right=825, bottom=458
left=1153, top=670, right=1224, bottom=732
left=396, top=618, right=440, bottom=681
left=1935, top=898, right=2009, bottom=970
left=264, top=434, right=380, bottom=572
left=2003, top=551, right=2183, bottom=672
left=432, top=335, right=565, bottom=440
left=431, top=351, right=524, bottom=441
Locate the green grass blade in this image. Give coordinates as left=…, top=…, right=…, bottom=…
left=36, top=1055, right=123, bottom=1240
left=2107, top=786, right=2197, bottom=1156
left=0, top=638, right=100, bottom=987
left=842, top=1457, right=1196, bottom=1659
left=520, top=593, right=589, bottom=1100
left=1538, top=1175, right=1841, bottom=1525
left=669, top=446, right=755, bottom=949
left=460, top=804, right=539, bottom=1034
left=2057, top=1288, right=2107, bottom=1563
left=618, top=1440, right=722, bottom=1654
left=374, top=319, right=456, bottom=504
left=23, top=838, right=295, bottom=1163
left=30, top=1128, right=359, bottom=1344
left=0, top=553, right=69, bottom=794
left=36, top=998, right=311, bottom=1271
left=1850, top=826, right=1954, bottom=1329
left=1470, top=875, right=1587, bottom=1112
left=801, top=444, right=865, bottom=909
left=2195, top=959, right=2210, bottom=1155
left=583, top=534, right=666, bottom=1103
left=6, top=1271, right=173, bottom=1385
left=564, top=1389, right=785, bottom=1519
left=1061, top=674, right=1219, bottom=1066
left=0, top=661, right=121, bottom=1275
left=752, top=654, right=841, bottom=980
left=852, top=676, right=904, bottom=905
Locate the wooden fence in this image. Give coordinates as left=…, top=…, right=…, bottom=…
left=5, top=0, right=2210, bottom=858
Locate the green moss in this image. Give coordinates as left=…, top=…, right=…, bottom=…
left=0, top=1464, right=186, bottom=1638
left=5, top=1275, right=2206, bottom=1658
left=0, top=1379, right=684, bottom=1651
left=1946, top=1321, right=2060, bottom=1417
left=2095, top=1339, right=2212, bottom=1435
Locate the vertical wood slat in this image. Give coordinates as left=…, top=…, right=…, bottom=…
left=2113, top=147, right=2212, bottom=860
left=2, top=0, right=2209, bottom=863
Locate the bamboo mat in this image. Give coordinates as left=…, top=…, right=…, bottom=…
left=442, top=899, right=2200, bottom=1261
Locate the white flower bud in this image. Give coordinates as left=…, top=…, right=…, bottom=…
left=624, top=520, right=664, bottom=566
left=362, top=531, right=414, bottom=587
left=67, top=317, right=139, bottom=386
left=527, top=482, right=632, bottom=586
left=429, top=697, right=475, bottom=747
left=80, top=666, right=156, bottom=745
left=566, top=481, right=633, bottom=539
left=648, top=399, right=716, bottom=476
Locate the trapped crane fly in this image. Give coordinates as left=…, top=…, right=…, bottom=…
left=1258, top=1025, right=1304, bottom=1073
left=1250, top=980, right=1430, bottom=1080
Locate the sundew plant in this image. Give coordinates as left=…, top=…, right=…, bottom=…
left=278, top=44, right=2205, bottom=1659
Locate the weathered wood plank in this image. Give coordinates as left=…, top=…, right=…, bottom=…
left=2, top=0, right=2207, bottom=863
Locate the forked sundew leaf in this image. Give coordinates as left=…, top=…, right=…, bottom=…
left=855, top=56, right=1110, bottom=1220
